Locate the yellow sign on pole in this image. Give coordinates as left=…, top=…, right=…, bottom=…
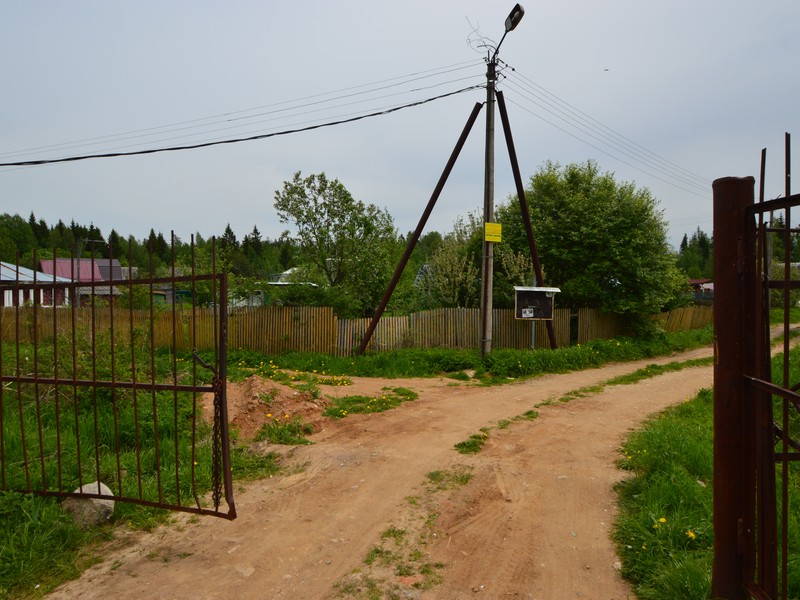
left=484, top=222, right=502, bottom=243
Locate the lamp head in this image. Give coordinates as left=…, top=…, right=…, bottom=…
left=504, top=4, right=525, bottom=32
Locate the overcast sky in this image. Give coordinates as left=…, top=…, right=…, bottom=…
left=2, top=1, right=798, bottom=250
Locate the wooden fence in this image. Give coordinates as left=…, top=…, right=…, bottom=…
left=2, top=304, right=712, bottom=355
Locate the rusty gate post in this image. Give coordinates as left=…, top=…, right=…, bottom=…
left=712, top=176, right=755, bottom=599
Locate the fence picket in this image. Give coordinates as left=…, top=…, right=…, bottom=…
left=2, top=304, right=711, bottom=355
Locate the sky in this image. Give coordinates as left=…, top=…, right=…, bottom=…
left=1, top=1, right=798, bottom=250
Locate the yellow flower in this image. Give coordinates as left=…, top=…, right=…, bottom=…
left=659, top=517, right=666, bottom=523
left=266, top=413, right=272, bottom=418
left=686, top=530, right=696, bottom=539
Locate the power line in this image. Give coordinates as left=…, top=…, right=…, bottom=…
left=505, top=66, right=710, bottom=190
left=0, top=85, right=483, bottom=168
left=74, top=74, right=485, bottom=156
left=498, top=67, right=711, bottom=199
left=0, top=60, right=485, bottom=161
left=503, top=95, right=709, bottom=199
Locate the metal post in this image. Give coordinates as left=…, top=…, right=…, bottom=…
left=711, top=175, right=755, bottom=600
left=480, top=59, right=496, bottom=358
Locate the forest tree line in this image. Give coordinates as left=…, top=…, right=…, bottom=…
left=2, top=161, right=716, bottom=321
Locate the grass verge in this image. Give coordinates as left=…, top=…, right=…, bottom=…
left=614, top=342, right=800, bottom=598
left=323, top=387, right=418, bottom=419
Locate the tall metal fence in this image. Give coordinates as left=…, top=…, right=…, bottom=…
left=4, top=304, right=711, bottom=356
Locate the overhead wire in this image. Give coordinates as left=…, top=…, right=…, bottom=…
left=72, top=74, right=486, bottom=155
left=499, top=69, right=709, bottom=197
left=0, top=59, right=485, bottom=161
left=506, top=66, right=709, bottom=189
left=2, top=56, right=715, bottom=229
left=0, top=85, right=483, bottom=167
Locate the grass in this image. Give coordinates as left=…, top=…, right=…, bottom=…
left=323, top=387, right=418, bottom=419
left=0, top=334, right=280, bottom=599
left=426, top=465, right=473, bottom=491
left=1, top=324, right=715, bottom=597
left=454, top=429, right=490, bottom=455
left=450, top=355, right=713, bottom=458
left=543, top=356, right=713, bottom=407
left=222, top=324, right=713, bottom=383
left=613, top=389, right=714, bottom=599
left=613, top=343, right=800, bottom=598
left=254, top=416, right=315, bottom=445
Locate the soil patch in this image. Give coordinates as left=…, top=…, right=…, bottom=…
left=49, top=347, right=714, bottom=599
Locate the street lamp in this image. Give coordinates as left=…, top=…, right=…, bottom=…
left=480, top=4, right=524, bottom=358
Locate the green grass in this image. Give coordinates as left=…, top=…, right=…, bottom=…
left=613, top=388, right=715, bottom=598
left=614, top=342, right=800, bottom=598
left=0, top=335, right=280, bottom=599
left=0, top=324, right=716, bottom=597
left=454, top=429, right=490, bottom=454
left=771, top=307, right=800, bottom=325
left=221, top=325, right=713, bottom=383
left=254, top=416, right=315, bottom=445
left=425, top=465, right=473, bottom=491
left=323, top=387, right=418, bottom=419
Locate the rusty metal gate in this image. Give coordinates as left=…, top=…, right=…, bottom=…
left=713, top=135, right=796, bottom=598
left=0, top=236, right=236, bottom=520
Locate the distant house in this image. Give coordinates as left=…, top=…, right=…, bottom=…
left=689, top=278, right=713, bottom=304
left=39, top=258, right=121, bottom=306
left=96, top=258, right=124, bottom=282
left=0, top=261, right=72, bottom=306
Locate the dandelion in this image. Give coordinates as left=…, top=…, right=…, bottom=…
left=659, top=517, right=666, bottom=523
left=266, top=413, right=272, bottom=418
left=686, top=530, right=696, bottom=540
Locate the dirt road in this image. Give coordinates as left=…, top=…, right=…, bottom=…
left=48, top=346, right=714, bottom=599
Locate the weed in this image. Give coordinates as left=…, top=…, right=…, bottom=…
left=254, top=416, right=314, bottom=445
left=426, top=465, right=473, bottom=491
left=454, top=430, right=489, bottom=454
left=381, top=526, right=406, bottom=543
left=259, top=388, right=280, bottom=404
left=364, top=546, right=394, bottom=566
left=324, top=387, right=418, bottom=419
left=445, top=371, right=471, bottom=382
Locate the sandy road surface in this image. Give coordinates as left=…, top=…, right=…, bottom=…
left=48, top=346, right=714, bottom=600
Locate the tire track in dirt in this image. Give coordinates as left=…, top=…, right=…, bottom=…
left=48, top=348, right=715, bottom=600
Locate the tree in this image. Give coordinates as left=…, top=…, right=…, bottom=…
left=496, top=160, right=687, bottom=321
left=0, top=213, right=36, bottom=263
left=274, top=171, right=401, bottom=316
left=417, top=216, right=480, bottom=309
left=675, top=227, right=713, bottom=279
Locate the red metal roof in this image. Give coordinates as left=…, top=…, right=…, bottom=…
left=39, top=258, right=104, bottom=282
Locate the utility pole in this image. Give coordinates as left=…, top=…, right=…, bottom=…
left=480, top=4, right=524, bottom=358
